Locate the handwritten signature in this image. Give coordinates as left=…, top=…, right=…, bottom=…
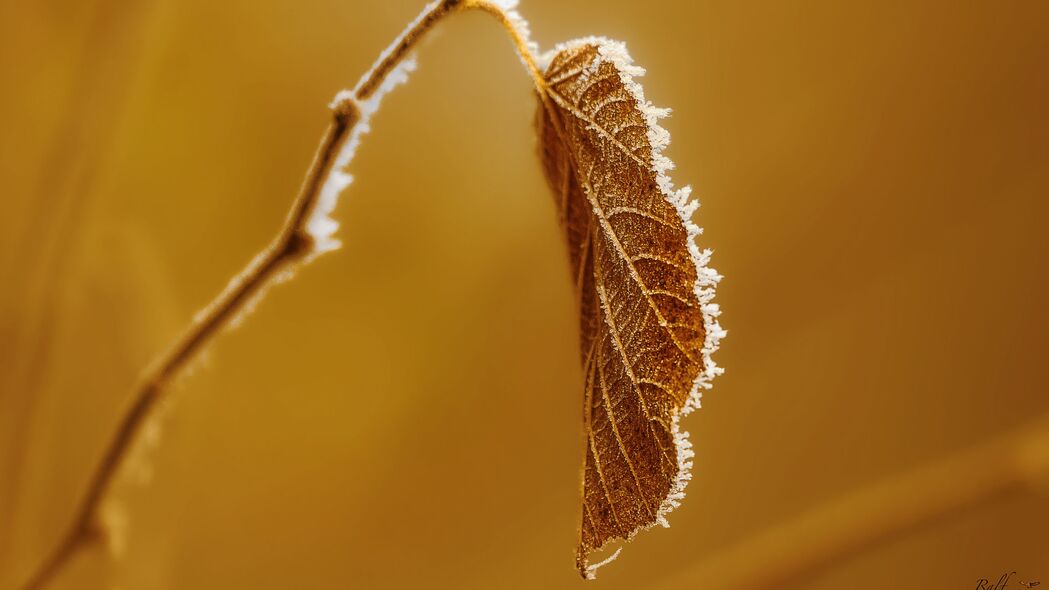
left=976, top=572, right=1040, bottom=590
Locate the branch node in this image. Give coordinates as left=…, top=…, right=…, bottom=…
left=331, top=98, right=359, bottom=126
left=284, top=230, right=314, bottom=259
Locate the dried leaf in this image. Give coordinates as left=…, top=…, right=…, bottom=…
left=536, top=38, right=724, bottom=578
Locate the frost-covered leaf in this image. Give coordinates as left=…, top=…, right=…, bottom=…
left=536, top=38, right=724, bottom=578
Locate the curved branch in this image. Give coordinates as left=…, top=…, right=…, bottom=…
left=20, top=1, right=548, bottom=587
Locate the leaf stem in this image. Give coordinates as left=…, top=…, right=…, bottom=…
left=19, top=1, right=551, bottom=588
left=464, top=1, right=547, bottom=92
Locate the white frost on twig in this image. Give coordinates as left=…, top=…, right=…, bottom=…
left=306, top=56, right=418, bottom=256
left=99, top=499, right=129, bottom=559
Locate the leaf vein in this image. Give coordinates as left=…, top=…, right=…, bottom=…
left=597, top=342, right=656, bottom=517
left=547, top=88, right=650, bottom=168
left=587, top=191, right=698, bottom=364
left=606, top=205, right=678, bottom=229
left=630, top=252, right=693, bottom=275
left=594, top=239, right=677, bottom=476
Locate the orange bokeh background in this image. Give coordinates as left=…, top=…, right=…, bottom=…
left=2, top=1, right=1047, bottom=588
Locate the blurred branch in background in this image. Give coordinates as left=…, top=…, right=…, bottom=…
left=650, top=414, right=1049, bottom=590
left=0, top=0, right=162, bottom=566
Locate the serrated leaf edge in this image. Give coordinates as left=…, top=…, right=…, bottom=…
left=541, top=36, right=726, bottom=577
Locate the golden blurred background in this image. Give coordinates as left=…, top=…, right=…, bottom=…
left=2, top=0, right=1047, bottom=588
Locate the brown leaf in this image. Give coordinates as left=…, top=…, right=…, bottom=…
left=536, top=38, right=724, bottom=578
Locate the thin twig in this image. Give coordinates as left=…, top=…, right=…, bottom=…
left=648, top=414, right=1049, bottom=590
left=20, top=1, right=547, bottom=587
left=19, top=97, right=359, bottom=590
